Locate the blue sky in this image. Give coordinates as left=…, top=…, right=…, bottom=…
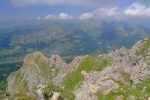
left=0, top=0, right=95, bottom=20
left=1, top=0, right=150, bottom=21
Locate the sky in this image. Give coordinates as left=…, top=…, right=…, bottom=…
left=1, top=0, right=150, bottom=23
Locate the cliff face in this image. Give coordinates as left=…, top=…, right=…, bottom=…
left=7, top=52, right=60, bottom=94
left=6, top=39, right=150, bottom=100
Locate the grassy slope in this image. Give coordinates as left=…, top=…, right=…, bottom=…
left=42, top=55, right=110, bottom=100
left=43, top=82, right=75, bottom=100
left=136, top=39, right=150, bottom=57
left=63, top=56, right=110, bottom=91
left=97, top=79, right=150, bottom=100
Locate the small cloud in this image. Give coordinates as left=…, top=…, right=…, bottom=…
left=38, top=13, right=73, bottom=20
left=58, top=13, right=73, bottom=20
left=79, top=7, right=120, bottom=20
left=44, top=14, right=57, bottom=20
left=79, top=12, right=93, bottom=20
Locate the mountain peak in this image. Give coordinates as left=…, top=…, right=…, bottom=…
left=6, top=39, right=150, bottom=100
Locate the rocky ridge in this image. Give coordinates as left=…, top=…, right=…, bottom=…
left=75, top=39, right=150, bottom=100
left=4, top=39, right=150, bottom=100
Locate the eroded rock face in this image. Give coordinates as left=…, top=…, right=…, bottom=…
left=7, top=52, right=54, bottom=94
left=7, top=52, right=64, bottom=94
left=7, top=51, right=86, bottom=97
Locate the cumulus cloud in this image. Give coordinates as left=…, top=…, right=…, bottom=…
left=124, top=3, right=150, bottom=17
left=79, top=8, right=119, bottom=20
left=58, top=13, right=73, bottom=20
left=38, top=13, right=73, bottom=20
left=44, top=14, right=57, bottom=20
left=79, top=12, right=93, bottom=20
left=11, top=0, right=121, bottom=7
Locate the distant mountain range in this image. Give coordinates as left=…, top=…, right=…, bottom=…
left=0, top=20, right=150, bottom=64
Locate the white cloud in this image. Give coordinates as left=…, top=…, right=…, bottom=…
left=124, top=3, right=150, bottom=17
left=38, top=13, right=73, bottom=20
left=79, top=12, right=93, bottom=20
left=79, top=7, right=122, bottom=20
left=36, top=2, right=150, bottom=21
left=58, top=13, right=73, bottom=20
left=44, top=14, right=57, bottom=20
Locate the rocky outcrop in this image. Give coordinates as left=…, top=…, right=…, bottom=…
left=7, top=52, right=53, bottom=94
left=51, top=92, right=60, bottom=100
left=74, top=39, right=150, bottom=100
left=7, top=51, right=86, bottom=98
left=7, top=39, right=150, bottom=100
left=52, top=56, right=87, bottom=86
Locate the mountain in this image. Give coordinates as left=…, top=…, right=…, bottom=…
left=0, top=20, right=150, bottom=93
left=1, top=38, right=149, bottom=100
left=0, top=21, right=150, bottom=64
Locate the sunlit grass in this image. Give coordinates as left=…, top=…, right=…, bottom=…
left=63, top=56, right=110, bottom=91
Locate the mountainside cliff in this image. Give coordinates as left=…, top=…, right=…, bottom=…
left=2, top=39, right=150, bottom=100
